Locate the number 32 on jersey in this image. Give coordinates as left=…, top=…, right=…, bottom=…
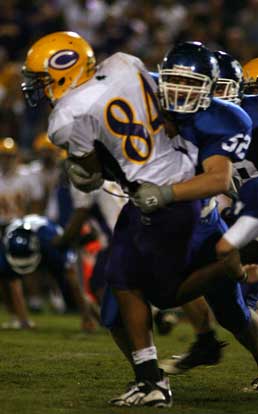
left=221, top=134, right=251, bottom=160
left=104, top=73, right=163, bottom=164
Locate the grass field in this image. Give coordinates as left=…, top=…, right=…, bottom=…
left=0, top=308, right=257, bottom=414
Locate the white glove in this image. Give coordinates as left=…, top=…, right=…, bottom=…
left=65, top=159, right=104, bottom=193
left=131, top=182, right=174, bottom=213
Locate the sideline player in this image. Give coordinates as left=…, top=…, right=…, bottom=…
left=1, top=214, right=98, bottom=331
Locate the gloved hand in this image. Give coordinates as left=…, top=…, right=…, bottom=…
left=130, top=182, right=174, bottom=213
left=65, top=159, right=104, bottom=193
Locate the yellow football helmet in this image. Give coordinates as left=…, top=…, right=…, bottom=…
left=0, top=137, right=18, bottom=155
left=21, top=31, right=96, bottom=106
left=243, top=58, right=258, bottom=94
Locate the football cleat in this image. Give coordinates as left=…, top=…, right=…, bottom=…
left=242, top=377, right=258, bottom=392
left=159, top=337, right=227, bottom=374
left=109, top=376, right=172, bottom=407
left=1, top=319, right=36, bottom=330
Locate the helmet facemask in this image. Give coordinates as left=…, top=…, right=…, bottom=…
left=21, top=69, right=54, bottom=107
left=158, top=66, right=212, bottom=113
left=6, top=252, right=41, bottom=274
left=214, top=78, right=241, bottom=104
left=22, top=32, right=96, bottom=107
left=4, top=227, right=42, bottom=275
left=243, top=79, right=258, bottom=95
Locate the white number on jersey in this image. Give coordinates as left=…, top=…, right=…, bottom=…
left=221, top=134, right=251, bottom=160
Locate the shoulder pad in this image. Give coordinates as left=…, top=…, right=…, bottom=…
left=194, top=98, right=252, bottom=136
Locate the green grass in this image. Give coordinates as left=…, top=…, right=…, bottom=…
left=0, top=309, right=257, bottom=414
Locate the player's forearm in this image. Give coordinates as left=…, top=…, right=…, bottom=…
left=172, top=171, right=231, bottom=201
left=216, top=237, right=235, bottom=257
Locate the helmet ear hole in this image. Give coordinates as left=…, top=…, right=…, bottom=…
left=58, top=77, right=65, bottom=86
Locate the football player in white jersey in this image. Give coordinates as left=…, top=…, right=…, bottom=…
left=21, top=32, right=241, bottom=407
left=0, top=137, right=43, bottom=229
left=21, top=31, right=201, bottom=408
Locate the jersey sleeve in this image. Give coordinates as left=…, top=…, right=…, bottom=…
left=196, top=100, right=252, bottom=164
left=48, top=107, right=100, bottom=157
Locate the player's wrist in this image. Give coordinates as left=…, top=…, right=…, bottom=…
left=160, top=184, right=175, bottom=205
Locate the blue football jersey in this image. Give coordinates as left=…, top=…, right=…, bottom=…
left=241, top=95, right=258, bottom=129
left=237, top=178, right=258, bottom=219
left=172, top=98, right=252, bottom=167
left=170, top=98, right=252, bottom=216
left=233, top=94, right=258, bottom=183
left=150, top=71, right=252, bottom=167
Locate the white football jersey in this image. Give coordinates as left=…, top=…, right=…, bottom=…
left=0, top=165, right=43, bottom=225
left=48, top=53, right=195, bottom=186
left=28, top=160, right=61, bottom=220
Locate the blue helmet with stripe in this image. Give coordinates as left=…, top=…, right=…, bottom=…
left=214, top=50, right=243, bottom=104
left=158, top=41, right=219, bottom=113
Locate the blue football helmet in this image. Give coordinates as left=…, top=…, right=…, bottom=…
left=158, top=41, right=219, bottom=113
left=4, top=219, right=41, bottom=274
left=214, top=50, right=243, bottom=104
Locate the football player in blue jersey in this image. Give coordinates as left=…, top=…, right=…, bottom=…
left=0, top=214, right=98, bottom=331
left=160, top=50, right=258, bottom=391
left=130, top=42, right=258, bottom=390
left=159, top=50, right=246, bottom=375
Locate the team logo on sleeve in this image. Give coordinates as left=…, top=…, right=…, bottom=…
left=49, top=50, right=79, bottom=70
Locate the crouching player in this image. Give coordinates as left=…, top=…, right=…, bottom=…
left=0, top=214, right=98, bottom=331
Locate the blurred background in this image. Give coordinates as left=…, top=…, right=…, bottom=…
left=1, top=0, right=258, bottom=149
left=1, top=0, right=258, bottom=328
